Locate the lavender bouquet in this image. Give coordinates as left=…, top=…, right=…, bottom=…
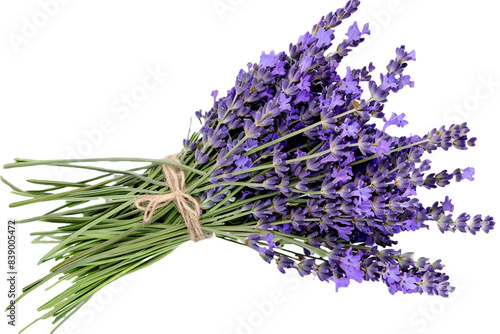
left=3, top=0, right=495, bottom=332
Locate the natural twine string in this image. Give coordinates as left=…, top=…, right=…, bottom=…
left=134, top=154, right=211, bottom=242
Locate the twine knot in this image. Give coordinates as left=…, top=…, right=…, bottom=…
left=134, top=154, right=211, bottom=242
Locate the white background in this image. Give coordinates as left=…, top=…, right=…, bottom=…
left=1, top=1, right=499, bottom=333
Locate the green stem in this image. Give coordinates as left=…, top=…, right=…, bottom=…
left=4, top=157, right=205, bottom=176
left=244, top=107, right=357, bottom=156
left=244, top=121, right=326, bottom=156
left=349, top=139, right=428, bottom=166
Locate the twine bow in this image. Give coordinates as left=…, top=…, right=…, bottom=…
left=134, top=154, right=211, bottom=242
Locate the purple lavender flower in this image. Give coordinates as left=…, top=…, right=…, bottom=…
left=382, top=112, right=408, bottom=132
left=187, top=0, right=495, bottom=300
